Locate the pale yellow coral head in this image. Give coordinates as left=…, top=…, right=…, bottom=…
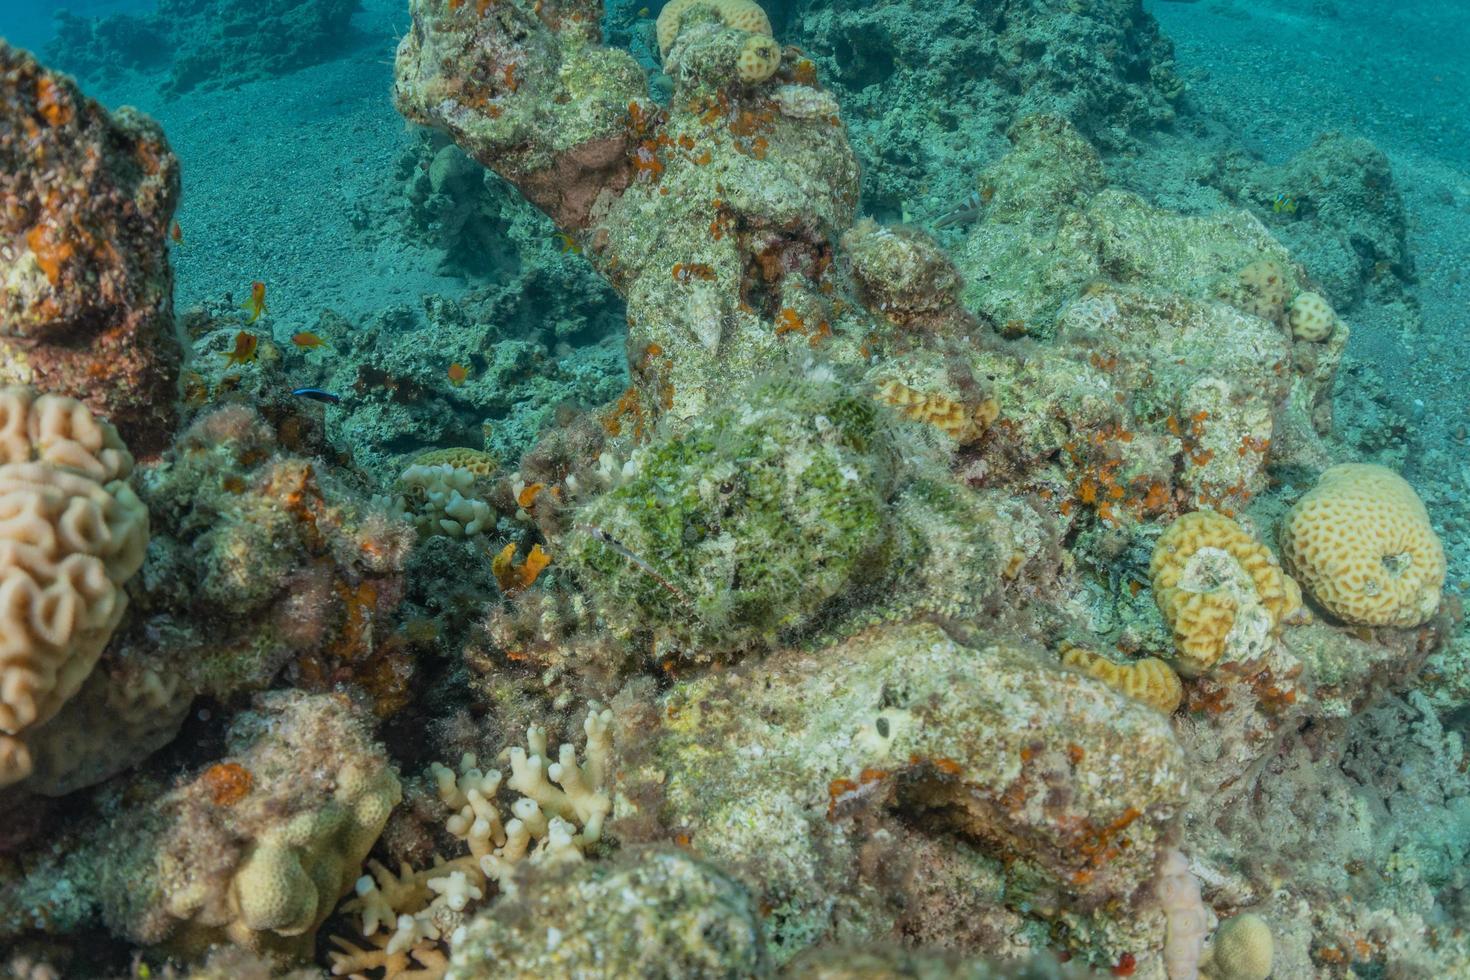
left=1202, top=913, right=1273, bottom=980
left=737, top=35, right=782, bottom=83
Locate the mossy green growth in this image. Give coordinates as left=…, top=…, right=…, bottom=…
left=565, top=375, right=901, bottom=657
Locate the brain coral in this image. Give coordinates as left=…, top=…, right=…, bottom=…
left=736, top=34, right=782, bottom=83
left=1150, top=511, right=1299, bottom=676
left=1287, top=291, right=1337, bottom=343
left=1060, top=643, right=1183, bottom=714
left=656, top=0, right=773, bottom=57
left=1281, top=464, right=1444, bottom=626
left=0, top=386, right=149, bottom=787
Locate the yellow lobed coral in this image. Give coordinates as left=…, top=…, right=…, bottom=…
left=657, top=0, right=773, bottom=56
left=1281, top=464, right=1444, bottom=627
left=1151, top=511, right=1299, bottom=676
left=1287, top=291, right=1337, bottom=342
left=0, top=386, right=149, bottom=788
left=411, top=446, right=496, bottom=477
left=1059, top=643, right=1183, bottom=714
left=876, top=379, right=998, bottom=446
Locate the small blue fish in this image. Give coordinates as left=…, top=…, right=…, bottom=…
left=291, top=387, right=341, bottom=404
left=1272, top=192, right=1298, bottom=214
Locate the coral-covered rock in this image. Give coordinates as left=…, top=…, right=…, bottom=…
left=627, top=622, right=1187, bottom=959
left=790, top=0, right=1182, bottom=218
left=449, top=847, right=766, bottom=978
left=107, top=404, right=416, bottom=721
left=0, top=44, right=182, bottom=456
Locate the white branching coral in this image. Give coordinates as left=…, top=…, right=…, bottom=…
left=381, top=463, right=495, bottom=539
left=329, top=706, right=615, bottom=978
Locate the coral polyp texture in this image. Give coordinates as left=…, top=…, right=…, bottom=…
left=0, top=387, right=148, bottom=788
left=1059, top=643, right=1183, bottom=715
left=1150, top=511, right=1299, bottom=677
left=0, top=44, right=182, bottom=456
left=1281, top=463, right=1446, bottom=627
left=656, top=0, right=774, bottom=57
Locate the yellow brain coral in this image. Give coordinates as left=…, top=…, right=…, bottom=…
left=1281, top=464, right=1444, bottom=626
left=1287, top=291, right=1337, bottom=342
left=1201, top=913, right=1274, bottom=980
left=0, top=386, right=149, bottom=788
left=657, top=0, right=773, bottom=56
left=1151, top=511, right=1299, bottom=676
left=876, top=379, right=998, bottom=446
left=737, top=35, right=782, bottom=82
left=1060, top=643, right=1183, bottom=714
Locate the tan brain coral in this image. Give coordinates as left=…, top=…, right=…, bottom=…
left=657, top=0, right=773, bottom=56
left=1281, top=464, right=1444, bottom=626
left=1151, top=511, right=1299, bottom=676
left=876, top=379, right=998, bottom=446
left=0, top=386, right=149, bottom=787
left=1059, top=643, right=1183, bottom=714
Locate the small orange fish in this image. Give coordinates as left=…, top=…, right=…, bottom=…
left=554, top=232, right=582, bottom=255
left=223, top=331, right=258, bottom=367
left=447, top=362, right=469, bottom=386
left=240, top=281, right=268, bottom=324
left=169, top=219, right=183, bottom=245
left=291, top=331, right=326, bottom=349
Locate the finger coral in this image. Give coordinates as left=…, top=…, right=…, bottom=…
left=1150, top=511, right=1299, bottom=676
left=331, top=706, right=615, bottom=971
left=0, top=386, right=149, bottom=788
left=1059, top=643, right=1183, bottom=715
left=656, top=0, right=774, bottom=57
left=386, top=461, right=496, bottom=539
left=1281, top=464, right=1444, bottom=627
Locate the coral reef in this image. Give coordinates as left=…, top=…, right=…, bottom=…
left=0, top=10, right=1463, bottom=980
left=1281, top=463, right=1445, bottom=627
left=623, top=621, right=1187, bottom=959
left=0, top=44, right=182, bottom=456
left=0, top=388, right=149, bottom=791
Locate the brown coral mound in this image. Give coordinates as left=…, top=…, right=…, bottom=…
left=0, top=44, right=182, bottom=456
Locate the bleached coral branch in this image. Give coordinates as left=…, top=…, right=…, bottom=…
left=332, top=704, right=616, bottom=970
